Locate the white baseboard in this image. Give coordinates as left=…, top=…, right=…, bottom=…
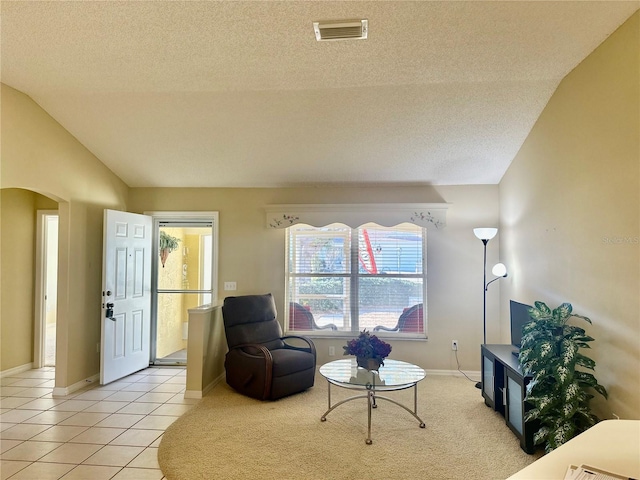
left=425, top=368, right=480, bottom=380
left=313, top=366, right=479, bottom=380
left=52, top=373, right=100, bottom=397
left=0, top=362, right=34, bottom=378
left=184, top=373, right=225, bottom=399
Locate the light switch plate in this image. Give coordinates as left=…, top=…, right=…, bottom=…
left=224, top=281, right=237, bottom=291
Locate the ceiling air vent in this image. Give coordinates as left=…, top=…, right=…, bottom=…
left=313, top=19, right=368, bottom=41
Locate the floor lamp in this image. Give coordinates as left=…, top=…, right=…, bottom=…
left=473, top=228, right=508, bottom=389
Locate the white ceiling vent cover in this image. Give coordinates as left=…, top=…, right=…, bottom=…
left=313, top=19, right=368, bottom=41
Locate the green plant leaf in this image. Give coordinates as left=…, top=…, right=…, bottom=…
left=525, top=408, right=541, bottom=422
left=564, top=325, right=582, bottom=331
left=551, top=421, right=576, bottom=450
left=560, top=340, right=578, bottom=367
left=563, top=328, right=594, bottom=344
left=564, top=381, right=581, bottom=403
left=537, top=340, right=555, bottom=359
left=561, top=401, right=577, bottom=419
left=533, top=426, right=550, bottom=446
left=593, top=384, right=608, bottom=399
left=574, top=370, right=598, bottom=387
left=536, top=394, right=558, bottom=416
left=533, top=301, right=552, bottom=316
left=575, top=353, right=596, bottom=370
left=159, top=231, right=181, bottom=252
left=554, top=303, right=573, bottom=322
left=524, top=380, right=536, bottom=397
left=531, top=366, right=550, bottom=382
left=572, top=314, right=593, bottom=324
left=555, top=365, right=572, bottom=385
left=518, top=346, right=533, bottom=361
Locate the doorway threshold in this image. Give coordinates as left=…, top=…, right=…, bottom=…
left=154, top=348, right=187, bottom=366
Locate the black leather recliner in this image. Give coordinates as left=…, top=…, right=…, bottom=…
left=222, top=293, right=316, bottom=400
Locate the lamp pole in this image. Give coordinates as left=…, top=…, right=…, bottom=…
left=481, top=238, right=489, bottom=345
left=473, top=227, right=498, bottom=345
left=473, top=227, right=499, bottom=390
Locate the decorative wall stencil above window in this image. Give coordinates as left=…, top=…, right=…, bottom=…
left=264, top=204, right=449, bottom=230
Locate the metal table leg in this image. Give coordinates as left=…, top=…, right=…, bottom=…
left=321, top=379, right=425, bottom=444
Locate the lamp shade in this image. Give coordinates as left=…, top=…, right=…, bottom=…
left=492, top=263, right=507, bottom=277
left=473, top=228, right=498, bottom=241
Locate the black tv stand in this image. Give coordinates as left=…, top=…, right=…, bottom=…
left=480, top=344, right=536, bottom=454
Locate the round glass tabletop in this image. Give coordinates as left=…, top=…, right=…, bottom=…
left=319, top=358, right=425, bottom=389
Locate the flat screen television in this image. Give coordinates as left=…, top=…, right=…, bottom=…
left=510, top=300, right=533, bottom=351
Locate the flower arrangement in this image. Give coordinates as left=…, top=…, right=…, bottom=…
left=343, top=330, right=392, bottom=367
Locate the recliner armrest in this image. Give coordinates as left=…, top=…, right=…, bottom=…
left=281, top=335, right=317, bottom=357
left=226, top=343, right=274, bottom=399
left=229, top=343, right=274, bottom=362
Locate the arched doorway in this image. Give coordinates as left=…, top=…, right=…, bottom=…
left=0, top=188, right=58, bottom=372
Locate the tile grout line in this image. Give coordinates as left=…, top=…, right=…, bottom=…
left=1, top=365, right=191, bottom=480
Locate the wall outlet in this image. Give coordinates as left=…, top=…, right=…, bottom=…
left=223, top=281, right=237, bottom=291
left=451, top=340, right=458, bottom=351
left=329, top=346, right=335, bottom=356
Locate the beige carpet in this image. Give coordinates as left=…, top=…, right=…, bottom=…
left=158, top=373, right=541, bottom=480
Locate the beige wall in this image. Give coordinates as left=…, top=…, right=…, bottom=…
left=129, top=184, right=501, bottom=371
left=0, top=189, right=59, bottom=370
left=1, top=84, right=129, bottom=388
left=1, top=189, right=36, bottom=369
left=499, top=12, right=640, bottom=419
left=0, top=189, right=58, bottom=370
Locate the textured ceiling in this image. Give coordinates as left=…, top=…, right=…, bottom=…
left=1, top=1, right=638, bottom=187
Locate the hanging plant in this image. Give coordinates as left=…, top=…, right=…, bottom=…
left=159, top=231, right=181, bottom=268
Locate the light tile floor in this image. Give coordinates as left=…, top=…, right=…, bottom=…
left=0, top=366, right=195, bottom=479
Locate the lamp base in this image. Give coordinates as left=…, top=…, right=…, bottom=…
left=474, top=381, right=482, bottom=389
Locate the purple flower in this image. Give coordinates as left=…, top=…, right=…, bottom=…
left=343, top=330, right=392, bottom=362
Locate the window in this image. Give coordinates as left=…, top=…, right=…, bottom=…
left=286, top=222, right=426, bottom=337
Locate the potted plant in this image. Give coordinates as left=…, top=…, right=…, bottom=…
left=343, top=330, right=392, bottom=371
left=518, top=301, right=608, bottom=453
left=159, top=231, right=181, bottom=268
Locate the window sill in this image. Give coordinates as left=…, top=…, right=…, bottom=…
left=286, top=331, right=428, bottom=341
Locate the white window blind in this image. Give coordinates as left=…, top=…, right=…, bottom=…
left=286, top=222, right=427, bottom=338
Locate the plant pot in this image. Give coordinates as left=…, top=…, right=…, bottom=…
left=160, top=248, right=171, bottom=268
left=356, top=356, right=382, bottom=371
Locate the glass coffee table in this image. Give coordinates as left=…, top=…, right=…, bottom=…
left=319, top=358, right=426, bottom=444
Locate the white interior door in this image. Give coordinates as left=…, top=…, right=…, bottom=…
left=101, top=209, right=152, bottom=384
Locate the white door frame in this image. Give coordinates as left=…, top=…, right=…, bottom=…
left=145, top=211, right=219, bottom=364
left=34, top=210, right=58, bottom=369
